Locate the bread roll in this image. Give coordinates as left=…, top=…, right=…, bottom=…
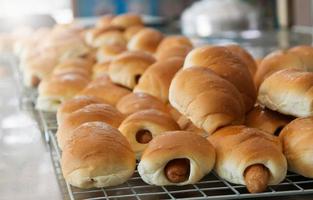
left=155, top=45, right=192, bottom=61
left=36, top=73, right=89, bottom=112
left=57, top=96, right=106, bottom=125
left=57, top=103, right=124, bottom=149
left=258, top=68, right=313, bottom=117
left=96, top=44, right=126, bottom=63
left=138, top=131, right=215, bottom=185
left=208, top=125, right=287, bottom=193
left=109, top=51, right=155, bottom=89
left=111, top=13, right=143, bottom=28
left=116, top=92, right=168, bottom=116
left=92, top=30, right=127, bottom=48
left=124, top=25, right=144, bottom=41
left=61, top=122, right=135, bottom=188
left=226, top=44, right=257, bottom=76
left=23, top=50, right=58, bottom=87
left=245, top=105, right=292, bottom=135
left=119, top=109, right=180, bottom=158
left=89, top=74, right=112, bottom=86
left=84, top=26, right=124, bottom=46
left=169, top=67, right=245, bottom=135
left=96, top=14, right=115, bottom=28
left=156, top=35, right=193, bottom=52
left=183, top=46, right=256, bottom=112
left=53, top=57, right=94, bottom=73
left=134, top=57, right=184, bottom=102
left=78, top=81, right=130, bottom=106
left=52, top=67, right=91, bottom=80
left=255, top=46, right=313, bottom=87
left=92, top=62, right=110, bottom=78
left=127, top=28, right=163, bottom=54
left=279, top=117, right=313, bottom=178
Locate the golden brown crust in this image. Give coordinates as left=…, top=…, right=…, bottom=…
left=96, top=44, right=126, bottom=63
left=116, top=92, right=168, bottom=116
left=245, top=105, right=292, bottom=135
left=255, top=46, right=313, bottom=88
left=96, top=14, right=115, bottom=28
left=156, top=35, right=193, bottom=52
left=184, top=46, right=256, bottom=112
left=279, top=117, right=313, bottom=178
left=124, top=25, right=144, bottom=41
left=169, top=67, right=245, bottom=135
left=258, top=68, right=313, bottom=117
left=57, top=103, right=124, bottom=149
left=226, top=44, right=257, bottom=76
left=134, top=57, right=184, bottom=102
left=111, top=13, right=143, bottom=28
left=108, top=51, right=156, bottom=89
left=57, top=95, right=107, bottom=125
left=155, top=45, right=192, bottom=60
left=127, top=28, right=163, bottom=54
left=78, top=81, right=131, bottom=106
left=208, top=126, right=287, bottom=190
left=61, top=122, right=135, bottom=188
left=138, top=131, right=216, bottom=185
left=92, top=62, right=111, bottom=78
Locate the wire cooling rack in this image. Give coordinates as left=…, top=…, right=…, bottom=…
left=10, top=53, right=313, bottom=200
left=37, top=110, right=313, bottom=200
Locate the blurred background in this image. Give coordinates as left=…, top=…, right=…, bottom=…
left=0, top=0, right=312, bottom=56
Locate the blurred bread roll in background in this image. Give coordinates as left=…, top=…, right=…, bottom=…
left=155, top=45, right=192, bottom=60
left=96, top=14, right=115, bottom=28
left=111, top=13, right=143, bottom=28
left=127, top=28, right=163, bottom=54
left=124, top=25, right=144, bottom=41
left=96, top=44, right=126, bottom=63
left=36, top=73, right=89, bottom=112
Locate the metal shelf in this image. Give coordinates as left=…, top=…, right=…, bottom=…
left=37, top=110, right=313, bottom=200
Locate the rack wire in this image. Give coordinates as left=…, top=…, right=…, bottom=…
left=37, top=110, right=313, bottom=200
left=10, top=53, right=313, bottom=200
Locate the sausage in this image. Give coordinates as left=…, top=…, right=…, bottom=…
left=164, top=158, right=190, bottom=183
left=244, top=164, right=270, bottom=193
left=136, top=129, right=152, bottom=144
left=31, top=75, right=40, bottom=87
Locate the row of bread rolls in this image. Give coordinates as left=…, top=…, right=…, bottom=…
left=16, top=13, right=313, bottom=194
left=26, top=14, right=215, bottom=189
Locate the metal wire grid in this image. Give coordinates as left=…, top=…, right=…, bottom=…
left=37, top=111, right=313, bottom=200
